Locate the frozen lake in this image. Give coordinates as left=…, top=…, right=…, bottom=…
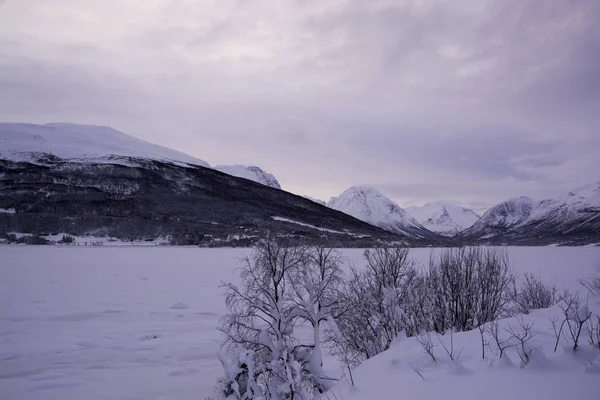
left=1, top=246, right=598, bottom=399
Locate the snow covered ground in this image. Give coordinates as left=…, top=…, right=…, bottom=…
left=0, top=246, right=598, bottom=399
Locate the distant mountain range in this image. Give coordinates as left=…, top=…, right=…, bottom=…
left=406, top=202, right=480, bottom=236
left=1, top=122, right=598, bottom=245
left=457, top=183, right=600, bottom=245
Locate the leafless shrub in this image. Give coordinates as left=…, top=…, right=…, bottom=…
left=514, top=273, right=556, bottom=314
left=486, top=320, right=515, bottom=359
left=580, top=261, right=600, bottom=296
left=556, top=290, right=593, bottom=351
left=409, top=364, right=426, bottom=380
left=550, top=315, right=566, bottom=352
left=586, top=315, right=600, bottom=350
left=506, top=317, right=537, bottom=368
left=332, top=246, right=417, bottom=363
left=428, top=247, right=515, bottom=333
left=415, top=331, right=437, bottom=363
left=436, top=329, right=463, bottom=362
left=478, top=324, right=488, bottom=359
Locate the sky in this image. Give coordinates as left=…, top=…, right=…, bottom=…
left=0, top=0, right=599, bottom=212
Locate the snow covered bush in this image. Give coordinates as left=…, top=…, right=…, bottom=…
left=330, top=247, right=417, bottom=364
left=214, top=238, right=342, bottom=399
left=428, top=247, right=515, bottom=333
left=514, top=273, right=556, bottom=314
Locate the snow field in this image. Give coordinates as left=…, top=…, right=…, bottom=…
left=0, top=246, right=598, bottom=399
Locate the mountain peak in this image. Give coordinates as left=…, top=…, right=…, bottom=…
left=406, top=202, right=480, bottom=236
left=458, top=183, right=600, bottom=244
left=214, top=165, right=281, bottom=189
left=0, top=122, right=211, bottom=168
left=328, top=186, right=440, bottom=240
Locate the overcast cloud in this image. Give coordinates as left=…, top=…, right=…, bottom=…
left=1, top=0, right=598, bottom=211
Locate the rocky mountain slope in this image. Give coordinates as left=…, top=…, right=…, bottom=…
left=406, top=202, right=480, bottom=236
left=327, top=186, right=444, bottom=240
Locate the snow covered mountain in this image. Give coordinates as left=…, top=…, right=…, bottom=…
left=214, top=165, right=281, bottom=189
left=0, top=122, right=211, bottom=167
left=327, top=186, right=443, bottom=240
left=458, top=183, right=600, bottom=245
left=406, top=202, right=480, bottom=236
left=303, top=196, right=326, bottom=206
left=0, top=122, right=284, bottom=189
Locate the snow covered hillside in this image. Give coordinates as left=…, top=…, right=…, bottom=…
left=214, top=165, right=281, bottom=189
left=0, top=122, right=282, bottom=189
left=406, top=202, right=480, bottom=236
left=459, top=182, right=600, bottom=244
left=328, top=186, right=442, bottom=239
left=330, top=301, right=600, bottom=400
left=0, top=122, right=211, bottom=167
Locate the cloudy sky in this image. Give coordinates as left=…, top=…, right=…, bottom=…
left=1, top=0, right=598, bottom=211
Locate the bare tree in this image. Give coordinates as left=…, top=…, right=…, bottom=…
left=218, top=237, right=315, bottom=399
left=290, top=245, right=345, bottom=392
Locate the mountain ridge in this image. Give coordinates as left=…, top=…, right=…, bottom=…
left=458, top=183, right=600, bottom=245
left=406, top=202, right=480, bottom=236
left=327, top=186, right=443, bottom=240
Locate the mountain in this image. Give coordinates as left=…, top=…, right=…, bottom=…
left=0, top=122, right=282, bottom=189
left=327, top=186, right=444, bottom=240
left=214, top=165, right=281, bottom=189
left=458, top=183, right=600, bottom=245
left=0, top=122, right=211, bottom=167
left=406, top=202, right=480, bottom=236
left=0, top=122, right=405, bottom=246
left=303, top=196, right=327, bottom=206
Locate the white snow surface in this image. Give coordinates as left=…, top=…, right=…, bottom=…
left=0, top=122, right=211, bottom=167
left=327, top=186, right=431, bottom=237
left=331, top=301, right=600, bottom=400
left=214, top=165, right=281, bottom=189
left=406, top=202, right=480, bottom=236
left=2, top=246, right=598, bottom=400
left=271, top=216, right=356, bottom=235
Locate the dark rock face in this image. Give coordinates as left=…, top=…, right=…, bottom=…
left=0, top=157, right=419, bottom=246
